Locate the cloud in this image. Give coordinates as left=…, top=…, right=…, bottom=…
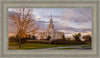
left=35, top=15, right=41, bottom=19
left=62, top=8, right=92, bottom=24
left=54, top=20, right=91, bottom=32
left=35, top=21, right=49, bottom=30
left=35, top=20, right=91, bottom=36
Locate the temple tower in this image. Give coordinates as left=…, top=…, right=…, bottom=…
left=37, top=13, right=64, bottom=40
left=48, top=13, right=54, bottom=29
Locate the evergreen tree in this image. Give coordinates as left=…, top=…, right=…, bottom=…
left=62, top=34, right=66, bottom=41
left=73, top=33, right=81, bottom=42
left=46, top=35, right=51, bottom=40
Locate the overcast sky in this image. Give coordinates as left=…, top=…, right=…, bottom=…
left=8, top=8, right=92, bottom=38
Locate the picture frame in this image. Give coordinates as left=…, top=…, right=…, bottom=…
left=0, top=0, right=100, bottom=58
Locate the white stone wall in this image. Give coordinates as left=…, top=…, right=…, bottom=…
left=37, top=30, right=64, bottom=40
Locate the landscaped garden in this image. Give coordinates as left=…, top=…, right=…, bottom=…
left=9, top=41, right=91, bottom=50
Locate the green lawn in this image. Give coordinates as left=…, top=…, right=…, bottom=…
left=9, top=42, right=91, bottom=50
left=9, top=42, right=67, bottom=50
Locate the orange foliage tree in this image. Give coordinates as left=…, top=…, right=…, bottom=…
left=9, top=8, right=39, bottom=48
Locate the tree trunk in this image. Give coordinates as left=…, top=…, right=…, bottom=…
left=19, top=36, right=21, bottom=48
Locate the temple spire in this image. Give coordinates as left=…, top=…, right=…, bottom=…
left=51, top=13, right=52, bottom=19
left=48, top=13, right=54, bottom=29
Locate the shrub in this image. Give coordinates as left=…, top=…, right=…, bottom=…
left=9, top=36, right=15, bottom=44
left=52, top=39, right=66, bottom=45
left=51, top=38, right=86, bottom=45
left=14, top=38, right=27, bottom=44
left=27, top=40, right=50, bottom=44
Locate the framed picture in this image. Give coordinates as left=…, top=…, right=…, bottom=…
left=0, top=0, right=100, bottom=58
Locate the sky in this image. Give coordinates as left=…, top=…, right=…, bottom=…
left=8, top=8, right=92, bottom=38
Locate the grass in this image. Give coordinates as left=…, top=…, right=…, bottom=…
left=9, top=42, right=67, bottom=50
left=9, top=42, right=91, bottom=50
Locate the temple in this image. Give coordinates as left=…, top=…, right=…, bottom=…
left=37, top=14, right=64, bottom=40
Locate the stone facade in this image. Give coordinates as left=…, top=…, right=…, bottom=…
left=37, top=14, right=64, bottom=40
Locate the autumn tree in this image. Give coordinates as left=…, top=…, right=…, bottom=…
left=9, top=8, right=39, bottom=48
